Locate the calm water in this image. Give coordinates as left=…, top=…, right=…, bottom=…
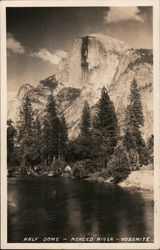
left=8, top=177, right=154, bottom=243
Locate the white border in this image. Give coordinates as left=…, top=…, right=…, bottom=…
left=1, top=0, right=160, bottom=249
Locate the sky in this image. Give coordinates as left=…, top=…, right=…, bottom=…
left=7, top=6, right=153, bottom=92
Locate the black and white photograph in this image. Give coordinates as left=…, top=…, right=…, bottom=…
left=1, top=0, right=160, bottom=249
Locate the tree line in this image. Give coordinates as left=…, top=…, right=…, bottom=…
left=7, top=94, right=68, bottom=173
left=7, top=79, right=153, bottom=180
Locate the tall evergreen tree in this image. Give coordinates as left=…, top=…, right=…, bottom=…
left=66, top=102, right=92, bottom=164
left=126, top=78, right=144, bottom=130
left=92, top=87, right=118, bottom=168
left=17, top=94, right=34, bottom=170
left=42, top=116, right=51, bottom=166
left=81, top=101, right=92, bottom=138
left=124, top=78, right=149, bottom=166
left=59, top=114, right=68, bottom=160
left=80, top=101, right=92, bottom=160
left=7, top=119, right=16, bottom=166
left=43, top=95, right=59, bottom=165
left=32, top=118, right=43, bottom=165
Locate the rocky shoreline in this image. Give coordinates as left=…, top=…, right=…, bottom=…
left=85, top=165, right=154, bottom=191
left=8, top=165, right=153, bottom=192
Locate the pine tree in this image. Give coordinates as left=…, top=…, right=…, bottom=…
left=127, top=78, right=144, bottom=129
left=92, top=87, right=118, bottom=168
left=42, top=116, right=51, bottom=166
left=7, top=119, right=16, bottom=166
left=59, top=114, right=68, bottom=160
left=124, top=78, right=149, bottom=166
left=80, top=101, right=92, bottom=160
left=81, top=101, right=91, bottom=138
left=43, top=95, right=60, bottom=165
left=32, top=118, right=42, bottom=165
left=123, top=127, right=136, bottom=151
left=17, top=94, right=34, bottom=170
left=125, top=78, right=144, bottom=141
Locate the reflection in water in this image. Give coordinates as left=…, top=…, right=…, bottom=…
left=8, top=177, right=154, bottom=243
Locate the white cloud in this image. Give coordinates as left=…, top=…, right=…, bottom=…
left=7, top=33, right=25, bottom=54
left=104, top=7, right=144, bottom=23
left=31, top=49, right=67, bottom=65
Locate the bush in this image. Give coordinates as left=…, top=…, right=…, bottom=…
left=72, top=161, right=84, bottom=178
left=98, top=168, right=111, bottom=179
left=127, top=147, right=140, bottom=170
left=147, top=134, right=154, bottom=163
left=82, top=159, right=96, bottom=174
left=65, top=138, right=84, bottom=163
left=107, top=142, right=130, bottom=183
left=138, top=145, right=150, bottom=166
left=72, top=160, right=95, bottom=178
left=136, top=135, right=150, bottom=166
left=52, top=159, right=66, bottom=176
left=123, top=129, right=150, bottom=167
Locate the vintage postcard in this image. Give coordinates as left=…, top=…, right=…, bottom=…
left=1, top=0, right=160, bottom=249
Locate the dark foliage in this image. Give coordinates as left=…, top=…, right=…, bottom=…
left=147, top=134, right=154, bottom=163
left=128, top=49, right=153, bottom=69
left=66, top=138, right=84, bottom=163
left=124, top=78, right=149, bottom=166
left=16, top=94, right=34, bottom=169
left=59, top=115, right=68, bottom=160
left=7, top=119, right=17, bottom=166
left=123, top=128, right=136, bottom=150
left=92, top=87, right=118, bottom=168
left=125, top=79, right=144, bottom=129
left=72, top=160, right=91, bottom=178
left=32, top=119, right=43, bottom=165
left=80, top=101, right=92, bottom=160
left=42, top=95, right=60, bottom=164
left=52, top=159, right=66, bottom=176
left=8, top=78, right=151, bottom=180
left=147, top=134, right=154, bottom=153
left=136, top=132, right=150, bottom=166
left=107, top=142, right=130, bottom=183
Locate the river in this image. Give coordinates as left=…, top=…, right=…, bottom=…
left=8, top=177, right=154, bottom=243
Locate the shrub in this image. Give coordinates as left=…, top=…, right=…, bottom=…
left=107, top=142, right=130, bottom=183
left=72, top=160, right=95, bottom=178
left=82, top=159, right=96, bottom=174
left=52, top=159, right=66, bottom=176
left=72, top=161, right=84, bottom=178
left=136, top=135, right=150, bottom=166
left=147, top=134, right=154, bottom=163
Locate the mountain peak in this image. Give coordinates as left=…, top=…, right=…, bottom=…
left=56, top=33, right=128, bottom=89
left=89, top=33, right=129, bottom=52
left=8, top=33, right=153, bottom=141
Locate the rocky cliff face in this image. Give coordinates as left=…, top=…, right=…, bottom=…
left=8, top=34, right=153, bottom=141
left=56, top=34, right=128, bottom=90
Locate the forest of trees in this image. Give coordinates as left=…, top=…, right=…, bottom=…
left=7, top=79, right=153, bottom=181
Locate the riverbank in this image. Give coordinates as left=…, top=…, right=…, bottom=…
left=119, top=165, right=153, bottom=191
left=86, top=165, right=154, bottom=191
left=8, top=164, right=154, bottom=191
